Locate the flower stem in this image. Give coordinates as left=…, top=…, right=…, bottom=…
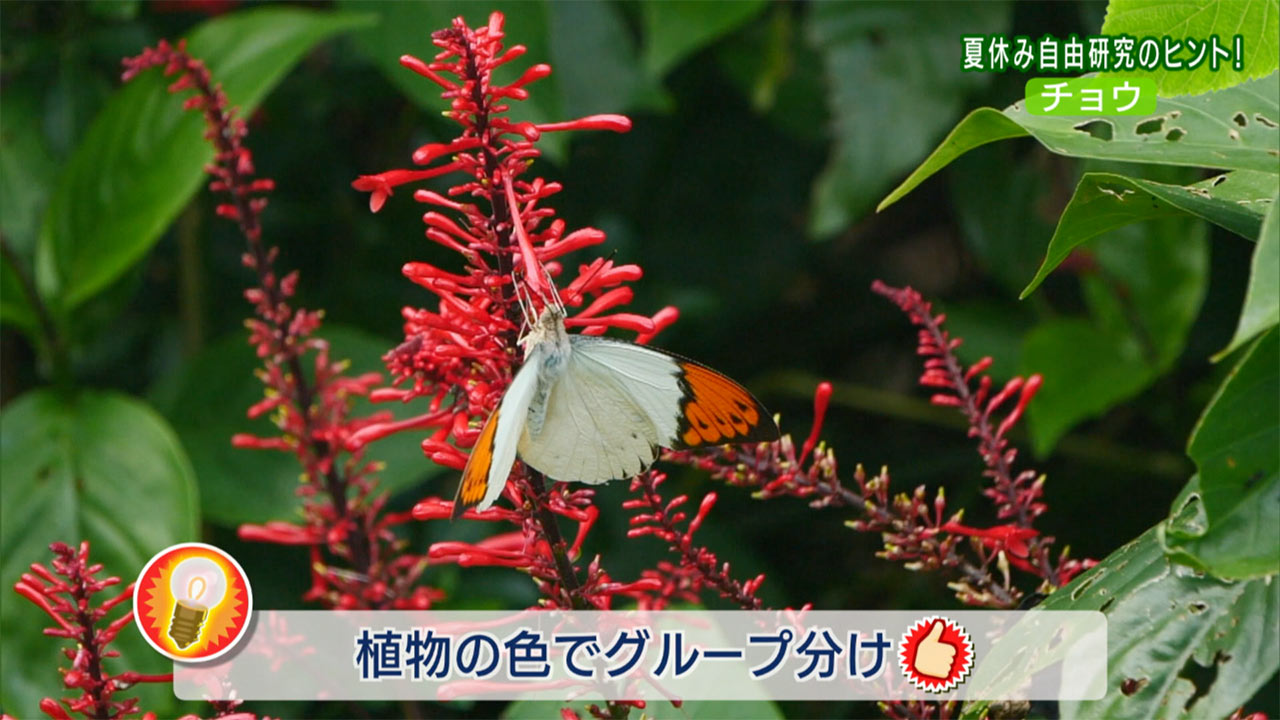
left=526, top=471, right=588, bottom=610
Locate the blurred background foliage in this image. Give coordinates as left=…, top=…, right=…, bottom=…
left=1, top=1, right=1275, bottom=719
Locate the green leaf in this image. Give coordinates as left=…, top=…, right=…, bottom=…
left=1021, top=170, right=1275, bottom=297
left=0, top=86, right=57, bottom=257
left=878, top=72, right=1280, bottom=213
left=1164, top=328, right=1279, bottom=578
left=1020, top=318, right=1155, bottom=453
left=1101, top=0, right=1280, bottom=96
left=0, top=84, right=57, bottom=338
left=149, top=327, right=444, bottom=526
left=641, top=0, right=768, bottom=76
left=877, top=108, right=1028, bottom=213
left=810, top=1, right=1011, bottom=236
left=0, top=250, right=38, bottom=337
left=950, top=144, right=1066, bottom=295
left=34, top=7, right=373, bottom=312
left=1020, top=209, right=1208, bottom=453
left=0, top=389, right=199, bottom=719
left=1033, top=526, right=1278, bottom=720
left=1217, top=190, right=1280, bottom=359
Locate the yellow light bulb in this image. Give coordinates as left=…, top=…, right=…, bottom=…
left=167, top=557, right=227, bottom=649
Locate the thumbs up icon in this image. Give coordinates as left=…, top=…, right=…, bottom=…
left=899, top=615, right=974, bottom=692
left=913, top=620, right=958, bottom=678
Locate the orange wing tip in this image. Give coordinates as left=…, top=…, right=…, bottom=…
left=677, top=362, right=777, bottom=448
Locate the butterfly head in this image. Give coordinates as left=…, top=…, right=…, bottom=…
left=515, top=276, right=569, bottom=357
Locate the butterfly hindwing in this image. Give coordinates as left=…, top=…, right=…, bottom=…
left=454, top=348, right=542, bottom=516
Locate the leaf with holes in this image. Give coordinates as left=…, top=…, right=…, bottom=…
left=1101, top=0, right=1280, bottom=96
left=1021, top=170, right=1274, bottom=298
left=810, top=0, right=1011, bottom=235
left=1024, top=526, right=1279, bottom=720
left=1163, top=328, right=1279, bottom=579
left=0, top=390, right=199, bottom=718
left=34, top=7, right=374, bottom=314
left=879, top=72, right=1280, bottom=213
left=1217, top=190, right=1280, bottom=359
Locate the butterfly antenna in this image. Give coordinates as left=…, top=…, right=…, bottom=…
left=540, top=264, right=566, bottom=314
left=514, top=277, right=536, bottom=331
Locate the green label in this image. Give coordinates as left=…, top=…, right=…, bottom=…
left=1025, top=77, right=1158, bottom=116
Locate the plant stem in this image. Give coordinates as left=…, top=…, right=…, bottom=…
left=526, top=470, right=588, bottom=609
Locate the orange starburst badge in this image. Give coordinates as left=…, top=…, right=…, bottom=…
left=133, top=543, right=252, bottom=662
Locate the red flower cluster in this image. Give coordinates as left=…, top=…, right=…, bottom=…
left=11, top=542, right=170, bottom=720
left=123, top=40, right=438, bottom=611
left=347, top=12, right=686, bottom=613
left=348, top=12, right=667, bottom=465
left=664, top=281, right=1092, bottom=607
left=624, top=472, right=767, bottom=610
left=870, top=281, right=1093, bottom=591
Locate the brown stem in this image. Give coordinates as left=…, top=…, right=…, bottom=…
left=526, top=471, right=588, bottom=609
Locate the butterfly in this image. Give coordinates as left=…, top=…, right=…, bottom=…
left=453, top=283, right=779, bottom=516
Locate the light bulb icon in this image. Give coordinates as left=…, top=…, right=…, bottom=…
left=167, top=556, right=228, bottom=649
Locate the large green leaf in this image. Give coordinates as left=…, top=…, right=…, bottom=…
left=342, top=1, right=654, bottom=163
left=808, top=0, right=1011, bottom=236
left=34, top=7, right=373, bottom=313
left=1217, top=190, right=1280, bottom=359
left=1020, top=207, right=1208, bottom=453
left=1029, top=526, right=1279, bottom=720
left=1163, top=328, right=1279, bottom=578
left=879, top=72, right=1280, bottom=212
left=149, top=326, right=444, bottom=526
left=641, top=0, right=768, bottom=76
left=1021, top=170, right=1275, bottom=297
left=1102, top=0, right=1280, bottom=96
left=0, top=389, right=199, bottom=719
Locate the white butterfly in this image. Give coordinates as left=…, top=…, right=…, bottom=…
left=454, top=284, right=778, bottom=515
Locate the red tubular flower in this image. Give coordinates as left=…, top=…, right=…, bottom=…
left=624, top=472, right=767, bottom=610
left=349, top=12, right=675, bottom=619
left=12, top=542, right=172, bottom=720
left=124, top=41, right=439, bottom=611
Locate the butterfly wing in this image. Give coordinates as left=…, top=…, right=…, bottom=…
left=517, top=336, right=778, bottom=484
left=454, top=346, right=542, bottom=515
left=517, top=340, right=662, bottom=484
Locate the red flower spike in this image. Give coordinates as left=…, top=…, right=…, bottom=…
left=13, top=542, right=182, bottom=720
left=125, top=41, right=441, bottom=613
